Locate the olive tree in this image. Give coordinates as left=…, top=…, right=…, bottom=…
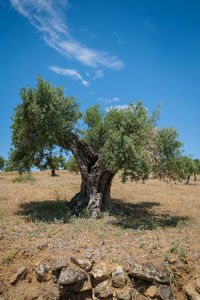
left=0, top=155, right=5, bottom=171
left=65, top=156, right=80, bottom=174
left=193, top=159, right=200, bottom=181
left=11, top=77, right=184, bottom=217
left=6, top=148, right=32, bottom=175
left=180, top=156, right=198, bottom=184
left=37, top=150, right=67, bottom=176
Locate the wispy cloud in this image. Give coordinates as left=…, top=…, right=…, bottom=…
left=93, top=70, right=104, bottom=80
left=106, top=104, right=129, bottom=112
left=10, top=0, right=124, bottom=70
left=86, top=70, right=104, bottom=80
left=98, top=96, right=120, bottom=104
left=49, top=66, right=90, bottom=86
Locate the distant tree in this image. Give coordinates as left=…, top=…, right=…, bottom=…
left=0, top=155, right=5, bottom=171
left=10, top=77, right=185, bottom=217
left=179, top=156, right=196, bottom=184
left=5, top=148, right=32, bottom=176
left=193, top=159, right=200, bottom=181
left=66, top=156, right=80, bottom=174
left=152, top=127, right=184, bottom=181
left=37, top=151, right=67, bottom=176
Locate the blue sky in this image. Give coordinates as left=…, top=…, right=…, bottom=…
left=0, top=0, right=200, bottom=160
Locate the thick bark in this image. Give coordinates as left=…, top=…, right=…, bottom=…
left=51, top=167, right=56, bottom=177
left=186, top=175, right=190, bottom=185
left=66, top=138, right=115, bottom=218
left=194, top=173, right=197, bottom=181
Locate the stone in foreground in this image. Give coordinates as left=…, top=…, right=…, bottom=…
left=128, top=263, right=170, bottom=284
left=157, top=284, right=174, bottom=300
left=71, top=257, right=94, bottom=272
left=90, top=262, right=109, bottom=282
left=94, top=280, right=113, bottom=299
left=58, top=269, right=88, bottom=286
left=112, top=265, right=126, bottom=288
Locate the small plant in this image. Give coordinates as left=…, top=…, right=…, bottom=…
left=176, top=218, right=191, bottom=228
left=149, top=242, right=157, bottom=254
left=178, top=247, right=186, bottom=258
left=164, top=253, right=171, bottom=262
left=112, top=259, right=120, bottom=264
left=173, top=278, right=183, bottom=290
left=12, top=174, right=35, bottom=183
left=169, top=239, right=186, bottom=259
left=170, top=239, right=179, bottom=254
left=139, top=242, right=146, bottom=249
left=2, top=252, right=16, bottom=264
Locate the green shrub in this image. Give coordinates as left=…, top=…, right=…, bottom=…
left=12, top=174, right=35, bottom=183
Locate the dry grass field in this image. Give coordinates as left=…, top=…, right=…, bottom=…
left=0, top=170, right=200, bottom=297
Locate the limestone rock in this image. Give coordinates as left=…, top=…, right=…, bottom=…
left=71, top=257, right=94, bottom=272
left=112, top=265, right=126, bottom=288
left=36, top=264, right=51, bottom=281
left=128, top=263, right=170, bottom=284
left=184, top=283, right=200, bottom=300
left=116, top=289, right=132, bottom=300
left=52, top=258, right=68, bottom=271
left=157, top=284, right=174, bottom=300
left=145, top=285, right=157, bottom=298
left=58, top=268, right=87, bottom=286
left=90, top=262, right=109, bottom=282
left=10, top=265, right=28, bottom=285
left=94, top=280, right=112, bottom=299
left=59, top=276, right=92, bottom=296
left=195, top=277, right=200, bottom=294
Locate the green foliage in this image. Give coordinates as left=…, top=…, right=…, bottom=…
left=0, top=155, right=5, bottom=170
left=11, top=77, right=184, bottom=183
left=84, top=102, right=160, bottom=181
left=194, top=158, right=200, bottom=175
left=152, top=127, right=184, bottom=181
left=2, top=252, right=16, bottom=264
left=10, top=76, right=81, bottom=169
left=179, top=156, right=196, bottom=182
left=5, top=148, right=32, bottom=174
left=12, top=174, right=35, bottom=183
left=65, top=156, right=80, bottom=174
left=37, top=149, right=67, bottom=175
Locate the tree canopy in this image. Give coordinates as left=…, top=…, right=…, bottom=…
left=11, top=77, right=186, bottom=217
left=0, top=155, right=5, bottom=170
left=37, top=150, right=67, bottom=176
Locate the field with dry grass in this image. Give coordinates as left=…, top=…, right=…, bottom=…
left=0, top=170, right=200, bottom=297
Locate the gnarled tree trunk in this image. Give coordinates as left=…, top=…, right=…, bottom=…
left=51, top=167, right=56, bottom=177
left=67, top=139, right=115, bottom=218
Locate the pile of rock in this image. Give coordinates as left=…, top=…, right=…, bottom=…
left=2, top=256, right=200, bottom=299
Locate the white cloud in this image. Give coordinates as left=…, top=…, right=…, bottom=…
left=98, top=96, right=120, bottom=104
left=92, top=69, right=104, bottom=80
left=10, top=0, right=124, bottom=70
left=106, top=104, right=129, bottom=112
left=49, top=66, right=90, bottom=86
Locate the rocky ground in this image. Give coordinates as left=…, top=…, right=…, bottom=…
left=0, top=171, right=200, bottom=299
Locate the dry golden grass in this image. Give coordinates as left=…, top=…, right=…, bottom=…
left=0, top=170, right=200, bottom=291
